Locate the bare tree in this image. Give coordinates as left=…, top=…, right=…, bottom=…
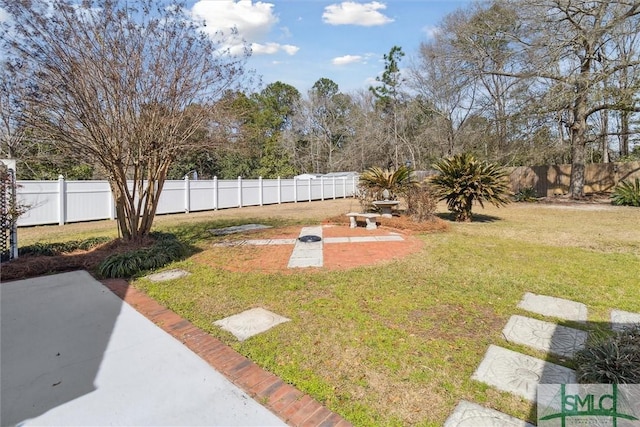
left=0, top=62, right=30, bottom=160
left=478, top=0, right=640, bottom=197
left=2, top=0, right=248, bottom=240
left=409, top=40, right=477, bottom=158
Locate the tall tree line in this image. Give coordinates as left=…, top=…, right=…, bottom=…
left=3, top=0, right=639, bottom=199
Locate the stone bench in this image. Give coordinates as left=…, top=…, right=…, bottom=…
left=345, top=212, right=380, bottom=230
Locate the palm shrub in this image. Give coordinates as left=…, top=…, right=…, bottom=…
left=358, top=165, right=418, bottom=211
left=611, top=178, right=640, bottom=207
left=430, top=153, right=511, bottom=222
left=574, top=326, right=640, bottom=384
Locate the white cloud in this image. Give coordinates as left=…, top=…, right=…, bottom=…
left=323, top=1, right=393, bottom=27
left=281, top=44, right=300, bottom=55
left=191, top=1, right=298, bottom=56
left=422, top=25, right=440, bottom=39
left=251, top=42, right=280, bottom=55
left=252, top=42, right=299, bottom=55
left=332, top=55, right=363, bottom=65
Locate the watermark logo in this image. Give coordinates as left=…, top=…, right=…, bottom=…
left=538, top=384, right=640, bottom=426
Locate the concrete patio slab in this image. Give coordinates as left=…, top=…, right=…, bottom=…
left=214, top=307, right=291, bottom=341
left=502, top=315, right=588, bottom=358
left=145, top=268, right=190, bottom=282
left=288, top=226, right=323, bottom=268
left=472, top=345, right=576, bottom=402
left=611, top=309, right=640, bottom=332
left=444, top=400, right=535, bottom=427
left=517, top=292, right=587, bottom=322
left=0, top=271, right=285, bottom=427
left=209, top=223, right=272, bottom=236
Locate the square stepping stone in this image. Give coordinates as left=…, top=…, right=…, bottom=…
left=145, top=269, right=190, bottom=282
left=209, top=224, right=272, bottom=236
left=517, top=292, right=587, bottom=322
left=445, top=400, right=535, bottom=427
left=472, top=345, right=576, bottom=402
left=502, top=315, right=588, bottom=358
left=611, top=309, right=640, bottom=332
left=288, top=226, right=323, bottom=268
left=214, top=307, right=290, bottom=341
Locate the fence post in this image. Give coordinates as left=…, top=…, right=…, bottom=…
left=58, top=174, right=65, bottom=225
left=342, top=177, right=346, bottom=198
left=213, top=176, right=218, bottom=210
left=259, top=176, right=263, bottom=206
left=320, top=176, right=324, bottom=201
left=184, top=175, right=190, bottom=213
left=332, top=176, right=336, bottom=200
left=238, top=176, right=242, bottom=208
left=294, top=177, right=298, bottom=203
left=308, top=179, right=312, bottom=202
left=277, top=176, right=281, bottom=204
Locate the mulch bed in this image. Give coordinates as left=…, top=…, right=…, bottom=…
left=0, top=239, right=151, bottom=282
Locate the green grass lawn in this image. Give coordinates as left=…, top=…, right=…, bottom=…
left=18, top=200, right=640, bottom=426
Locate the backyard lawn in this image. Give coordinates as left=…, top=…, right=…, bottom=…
left=15, top=198, right=640, bottom=426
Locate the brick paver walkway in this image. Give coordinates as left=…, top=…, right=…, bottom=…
left=102, top=278, right=352, bottom=427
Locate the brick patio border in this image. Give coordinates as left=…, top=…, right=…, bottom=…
left=101, top=279, right=352, bottom=427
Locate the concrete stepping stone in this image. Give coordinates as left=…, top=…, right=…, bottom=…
left=209, top=223, right=272, bottom=236
left=517, top=292, right=587, bottom=322
left=145, top=268, right=190, bottom=282
left=214, top=307, right=290, bottom=341
left=502, top=315, right=588, bottom=358
left=287, top=226, right=323, bottom=268
left=472, top=345, right=576, bottom=402
left=445, top=400, right=535, bottom=427
left=611, top=309, right=640, bottom=332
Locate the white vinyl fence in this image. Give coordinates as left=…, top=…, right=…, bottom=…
left=16, top=175, right=358, bottom=227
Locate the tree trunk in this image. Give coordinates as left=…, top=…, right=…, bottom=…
left=620, top=110, right=630, bottom=157
left=569, top=139, right=586, bottom=198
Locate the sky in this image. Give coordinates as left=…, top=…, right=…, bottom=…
left=188, top=0, right=471, bottom=94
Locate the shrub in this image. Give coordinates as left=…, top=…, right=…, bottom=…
left=514, top=187, right=538, bottom=202
left=98, top=233, right=187, bottom=278
left=404, top=184, right=437, bottom=222
left=20, top=237, right=111, bottom=256
left=430, top=153, right=511, bottom=222
left=574, top=326, right=640, bottom=384
left=358, top=165, right=418, bottom=201
left=611, top=178, right=640, bottom=207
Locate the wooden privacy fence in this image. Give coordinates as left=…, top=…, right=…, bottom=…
left=507, top=161, right=640, bottom=197
left=16, top=175, right=358, bottom=227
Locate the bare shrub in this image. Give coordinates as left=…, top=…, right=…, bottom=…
left=405, top=184, right=437, bottom=222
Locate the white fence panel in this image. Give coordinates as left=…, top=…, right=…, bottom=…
left=241, top=179, right=260, bottom=207
left=16, top=181, right=61, bottom=226
left=65, top=181, right=111, bottom=223
left=262, top=179, right=280, bottom=205
left=217, top=179, right=240, bottom=209
left=189, top=180, right=216, bottom=212
left=16, top=174, right=358, bottom=227
left=156, top=181, right=185, bottom=215
left=310, top=179, right=323, bottom=200
left=280, top=179, right=296, bottom=203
